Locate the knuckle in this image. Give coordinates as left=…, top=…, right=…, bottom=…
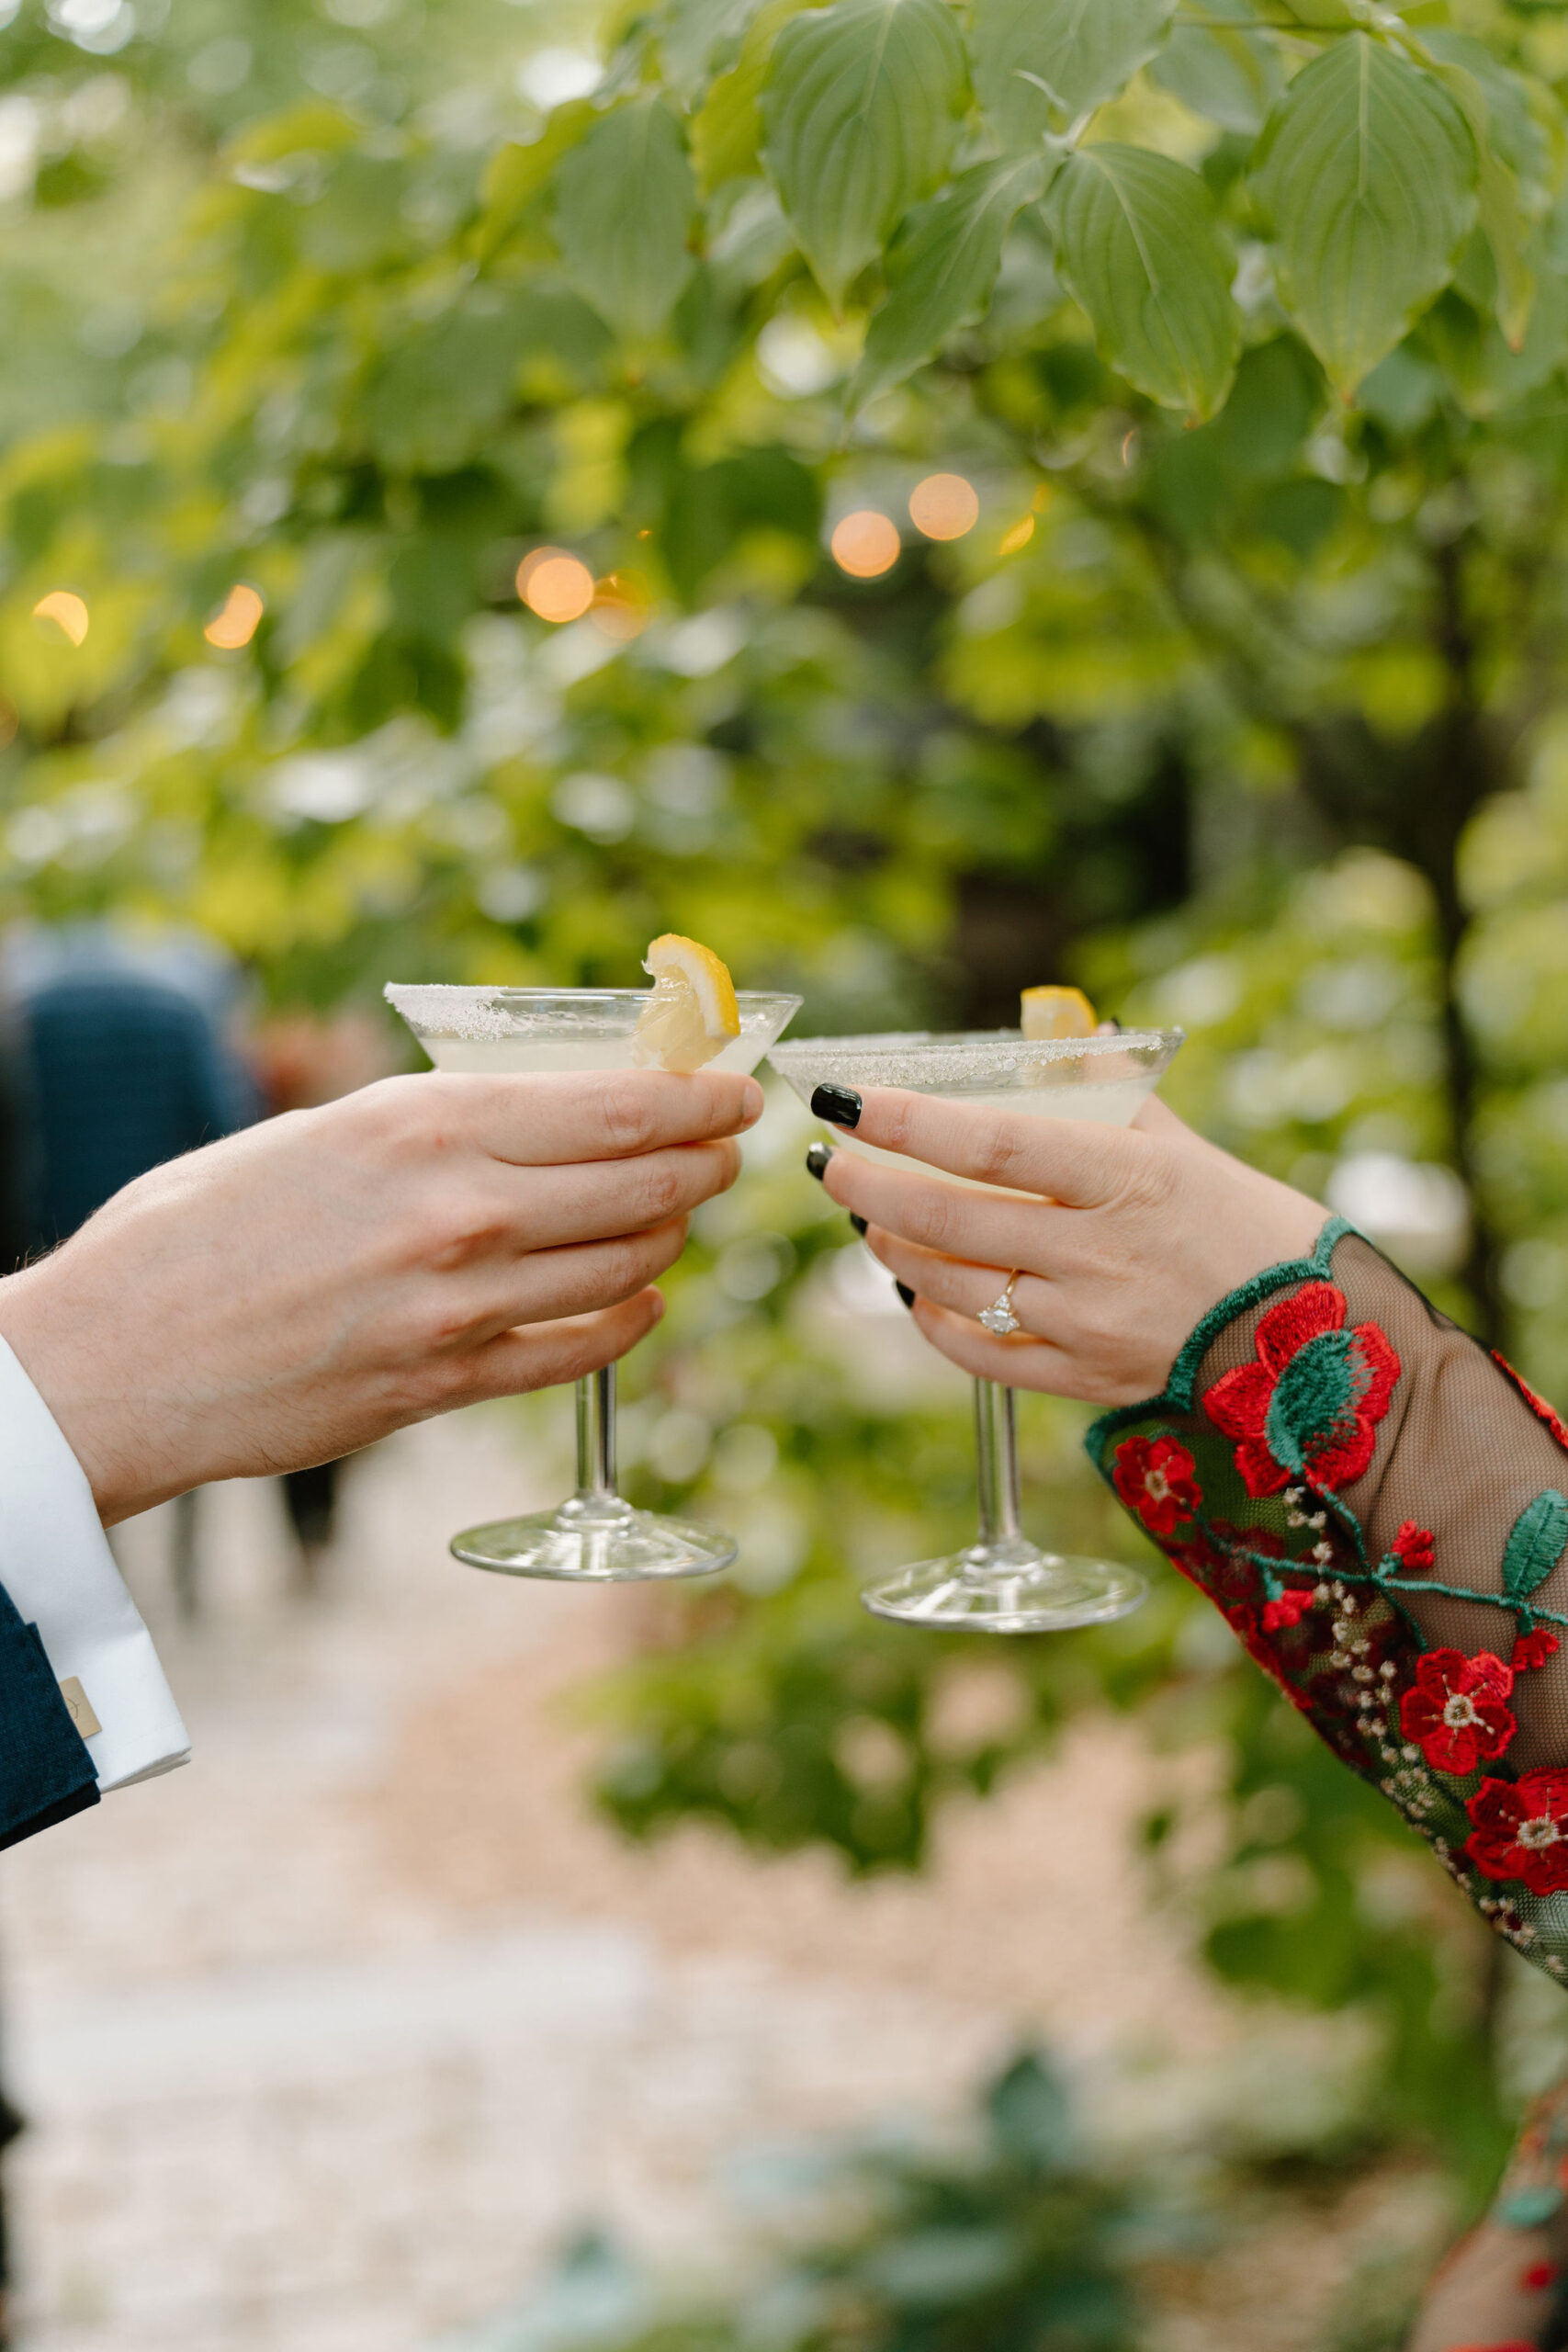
left=603, top=1235, right=653, bottom=1299
left=906, top=1185, right=956, bottom=1252
left=636, top=1157, right=686, bottom=1223
left=598, top=1077, right=660, bottom=1157
left=970, top=1115, right=1029, bottom=1190
left=878, top=1093, right=914, bottom=1153
left=414, top=1186, right=507, bottom=1271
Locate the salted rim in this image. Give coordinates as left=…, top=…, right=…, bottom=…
left=385, top=982, right=801, bottom=1042
left=767, top=1027, right=1181, bottom=1091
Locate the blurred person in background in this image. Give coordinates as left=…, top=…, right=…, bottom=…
left=817, top=1080, right=1568, bottom=2352
left=9, top=923, right=262, bottom=1618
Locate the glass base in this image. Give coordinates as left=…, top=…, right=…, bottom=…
left=861, top=1540, right=1147, bottom=1633
left=450, top=1492, right=736, bottom=1583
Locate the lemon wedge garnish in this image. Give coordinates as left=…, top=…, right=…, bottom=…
left=1021, top=985, right=1097, bottom=1041
left=632, top=933, right=741, bottom=1071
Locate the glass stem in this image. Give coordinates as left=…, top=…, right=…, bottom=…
left=973, top=1378, right=1023, bottom=1548
left=576, top=1366, right=618, bottom=1498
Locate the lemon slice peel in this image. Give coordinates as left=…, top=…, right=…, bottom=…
left=1020, top=985, right=1097, bottom=1041
left=632, top=933, right=740, bottom=1071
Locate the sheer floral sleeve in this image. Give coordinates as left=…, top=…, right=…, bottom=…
left=1089, top=1216, right=1568, bottom=1981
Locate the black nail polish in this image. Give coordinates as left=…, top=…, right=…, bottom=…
left=806, top=1141, right=832, bottom=1182
left=895, top=1282, right=915, bottom=1310
left=811, top=1081, right=862, bottom=1130
left=850, top=1214, right=867, bottom=1238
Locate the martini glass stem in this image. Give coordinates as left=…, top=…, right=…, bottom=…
left=576, top=1366, right=618, bottom=1500
left=973, top=1378, right=1024, bottom=1549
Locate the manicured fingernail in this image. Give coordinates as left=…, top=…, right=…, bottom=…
left=740, top=1078, right=765, bottom=1122
left=895, top=1282, right=915, bottom=1310
left=850, top=1214, right=867, bottom=1237
left=811, top=1082, right=862, bottom=1129
left=806, top=1141, right=832, bottom=1182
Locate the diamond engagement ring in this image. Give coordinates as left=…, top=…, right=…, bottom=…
left=978, top=1272, right=1022, bottom=1337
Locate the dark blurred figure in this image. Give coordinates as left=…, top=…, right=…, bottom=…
left=11, top=926, right=260, bottom=1615
left=17, top=948, right=258, bottom=1254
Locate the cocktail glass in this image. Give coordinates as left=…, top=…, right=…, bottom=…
left=769, top=1026, right=1183, bottom=1632
left=387, top=983, right=802, bottom=1581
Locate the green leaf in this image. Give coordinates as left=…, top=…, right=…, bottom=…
left=1416, top=34, right=1536, bottom=349
left=361, top=295, right=535, bottom=472
left=852, top=153, right=1045, bottom=409
left=553, top=98, right=698, bottom=339
left=1503, top=1489, right=1568, bottom=1607
left=1251, top=33, right=1477, bottom=397
left=474, top=102, right=599, bottom=264
left=660, top=0, right=768, bottom=96
left=1147, top=0, right=1284, bottom=139
left=970, top=0, right=1175, bottom=153
left=761, top=0, right=968, bottom=309
left=1047, top=142, right=1239, bottom=418
left=693, top=0, right=812, bottom=191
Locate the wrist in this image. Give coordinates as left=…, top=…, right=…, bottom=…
left=0, top=1263, right=146, bottom=1526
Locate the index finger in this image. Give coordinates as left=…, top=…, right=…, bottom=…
left=395, top=1068, right=764, bottom=1168
left=825, top=1084, right=1144, bottom=1205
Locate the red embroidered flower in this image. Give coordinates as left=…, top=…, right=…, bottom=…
left=1400, top=1649, right=1517, bottom=1774
left=1112, top=1434, right=1201, bottom=1536
left=1204, top=1283, right=1401, bottom=1498
left=1495, top=1352, right=1568, bottom=1457
left=1514, top=1629, right=1562, bottom=1673
left=1393, top=1521, right=1435, bottom=1573
left=1467, top=1770, right=1568, bottom=1894
left=1261, top=1586, right=1315, bottom=1633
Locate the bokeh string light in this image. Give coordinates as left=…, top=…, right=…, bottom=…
left=829, top=511, right=901, bottom=579
left=908, top=473, right=978, bottom=541
left=32, top=591, right=89, bottom=646
left=589, top=571, right=651, bottom=642
left=516, top=548, right=595, bottom=624
left=204, top=583, right=265, bottom=650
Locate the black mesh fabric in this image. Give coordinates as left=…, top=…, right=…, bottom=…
left=1090, top=1220, right=1568, bottom=1982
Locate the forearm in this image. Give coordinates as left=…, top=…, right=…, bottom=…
left=1093, top=1216, right=1568, bottom=1979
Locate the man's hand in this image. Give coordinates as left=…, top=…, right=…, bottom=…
left=0, top=1068, right=761, bottom=1523
left=820, top=1093, right=1327, bottom=1406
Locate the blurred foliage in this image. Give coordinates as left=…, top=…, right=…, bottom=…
left=6, top=0, right=1568, bottom=2192
left=439, top=2051, right=1159, bottom=2352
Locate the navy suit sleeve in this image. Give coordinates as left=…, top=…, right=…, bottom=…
left=0, top=1578, right=98, bottom=1849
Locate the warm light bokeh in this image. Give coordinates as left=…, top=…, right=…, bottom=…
left=830, top=511, right=901, bottom=579
left=908, top=473, right=979, bottom=541
left=517, top=548, right=595, bottom=623
left=998, top=514, right=1036, bottom=555
left=204, top=583, right=265, bottom=650
left=590, top=571, right=652, bottom=641
left=32, top=591, right=89, bottom=646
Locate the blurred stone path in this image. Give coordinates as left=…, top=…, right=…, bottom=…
left=0, top=1406, right=1428, bottom=2351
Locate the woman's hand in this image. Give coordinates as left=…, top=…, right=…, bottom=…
left=817, top=1091, right=1326, bottom=1406
left=0, top=1067, right=761, bottom=1523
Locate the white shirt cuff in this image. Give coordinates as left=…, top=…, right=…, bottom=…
left=0, top=1334, right=189, bottom=1792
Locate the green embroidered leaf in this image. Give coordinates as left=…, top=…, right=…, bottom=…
left=970, top=0, right=1176, bottom=153
left=1503, top=1488, right=1568, bottom=1607
left=1250, top=33, right=1478, bottom=397
left=553, top=98, right=698, bottom=340
left=761, top=0, right=968, bottom=310
left=1047, top=143, right=1239, bottom=420
left=852, top=153, right=1046, bottom=410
